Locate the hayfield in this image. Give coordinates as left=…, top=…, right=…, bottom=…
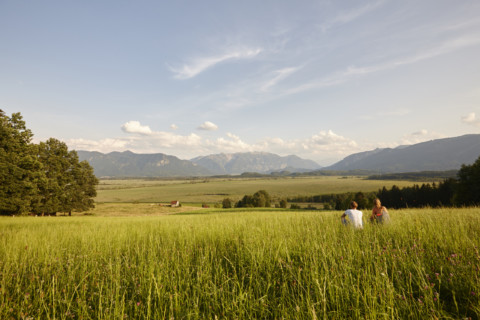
left=1, top=208, right=479, bottom=319
left=95, top=176, right=418, bottom=204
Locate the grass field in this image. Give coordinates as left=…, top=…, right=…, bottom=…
left=95, top=176, right=419, bottom=204
left=1, top=208, right=479, bottom=319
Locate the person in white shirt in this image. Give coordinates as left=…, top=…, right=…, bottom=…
left=341, top=201, right=363, bottom=229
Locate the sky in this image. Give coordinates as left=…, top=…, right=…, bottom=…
left=1, top=0, right=480, bottom=165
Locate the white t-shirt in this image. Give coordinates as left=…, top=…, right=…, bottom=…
left=344, top=209, right=363, bottom=228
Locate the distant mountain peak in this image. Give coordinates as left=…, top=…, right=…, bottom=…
left=191, top=151, right=321, bottom=175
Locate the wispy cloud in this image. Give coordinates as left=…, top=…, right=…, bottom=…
left=286, top=35, right=480, bottom=96
left=320, top=0, right=386, bottom=32
left=462, top=112, right=480, bottom=127
left=389, top=35, right=480, bottom=67
left=169, top=48, right=262, bottom=80
left=260, top=66, right=302, bottom=92
left=197, top=121, right=218, bottom=131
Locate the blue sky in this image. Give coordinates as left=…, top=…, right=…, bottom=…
left=1, top=0, right=480, bottom=165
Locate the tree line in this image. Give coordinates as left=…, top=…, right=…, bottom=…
left=376, top=156, right=480, bottom=209
left=288, top=156, right=480, bottom=210
left=222, top=155, right=480, bottom=211
left=1, top=110, right=98, bottom=216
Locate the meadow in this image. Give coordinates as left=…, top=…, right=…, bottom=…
left=95, top=176, right=417, bottom=205
left=1, top=176, right=479, bottom=319
left=1, top=208, right=479, bottom=319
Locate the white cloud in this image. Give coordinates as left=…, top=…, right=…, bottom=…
left=462, top=112, right=480, bottom=127
left=170, top=124, right=178, bottom=130
left=251, top=130, right=359, bottom=160
left=66, top=138, right=131, bottom=153
left=121, top=121, right=153, bottom=135
left=197, top=121, right=218, bottom=131
left=67, top=123, right=362, bottom=163
left=208, top=133, right=253, bottom=153
left=169, top=47, right=262, bottom=79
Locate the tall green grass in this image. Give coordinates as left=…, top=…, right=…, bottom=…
left=1, top=208, right=479, bottom=319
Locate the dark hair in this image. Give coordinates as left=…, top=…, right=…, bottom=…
left=350, top=201, right=358, bottom=209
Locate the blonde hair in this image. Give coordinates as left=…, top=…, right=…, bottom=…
left=374, top=198, right=381, bottom=208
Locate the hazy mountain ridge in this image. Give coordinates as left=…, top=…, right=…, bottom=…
left=325, top=134, right=480, bottom=172
left=77, top=151, right=321, bottom=177
left=77, top=150, right=212, bottom=177
left=191, top=152, right=321, bottom=175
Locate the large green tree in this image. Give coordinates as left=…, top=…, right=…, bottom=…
left=33, top=138, right=98, bottom=215
left=1, top=110, right=98, bottom=216
left=0, top=110, right=43, bottom=215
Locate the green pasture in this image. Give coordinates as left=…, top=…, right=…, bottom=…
left=95, top=176, right=418, bottom=204
left=1, top=208, right=479, bottom=319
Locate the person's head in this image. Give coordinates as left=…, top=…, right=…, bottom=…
left=374, top=198, right=381, bottom=208
left=350, top=201, right=358, bottom=209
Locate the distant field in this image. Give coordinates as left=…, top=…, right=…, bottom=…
left=95, top=176, right=419, bottom=204
left=1, top=208, right=479, bottom=318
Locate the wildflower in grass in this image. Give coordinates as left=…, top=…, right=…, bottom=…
left=471, top=291, right=476, bottom=296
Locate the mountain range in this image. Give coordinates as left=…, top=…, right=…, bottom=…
left=77, top=134, right=480, bottom=177
left=77, top=151, right=321, bottom=177
left=76, top=151, right=211, bottom=177
left=325, top=134, right=480, bottom=172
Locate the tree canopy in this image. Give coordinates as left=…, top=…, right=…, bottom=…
left=0, top=110, right=98, bottom=215
left=456, top=155, right=480, bottom=206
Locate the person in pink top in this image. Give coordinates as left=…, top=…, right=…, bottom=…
left=370, top=198, right=389, bottom=224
